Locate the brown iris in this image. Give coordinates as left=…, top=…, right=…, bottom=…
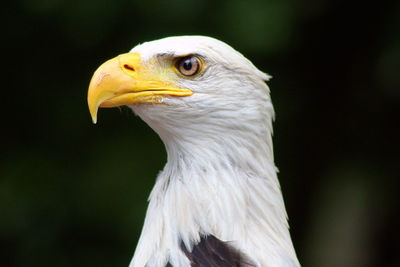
left=176, top=56, right=201, bottom=77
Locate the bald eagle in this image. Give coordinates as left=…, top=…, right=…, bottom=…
left=87, top=36, right=300, bottom=267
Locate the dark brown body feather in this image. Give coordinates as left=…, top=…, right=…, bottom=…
left=166, top=235, right=253, bottom=267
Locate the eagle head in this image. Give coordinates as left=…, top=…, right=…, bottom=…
left=88, top=36, right=273, bottom=147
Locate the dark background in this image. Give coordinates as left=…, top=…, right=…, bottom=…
left=1, top=0, right=399, bottom=266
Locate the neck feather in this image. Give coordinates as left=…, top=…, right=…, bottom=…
left=129, top=116, right=299, bottom=267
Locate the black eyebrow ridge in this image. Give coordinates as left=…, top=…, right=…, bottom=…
left=156, top=52, right=207, bottom=60
left=155, top=52, right=176, bottom=58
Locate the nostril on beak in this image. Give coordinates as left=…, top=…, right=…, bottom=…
left=123, top=64, right=135, bottom=71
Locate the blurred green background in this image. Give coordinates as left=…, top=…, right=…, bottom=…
left=1, top=0, right=399, bottom=266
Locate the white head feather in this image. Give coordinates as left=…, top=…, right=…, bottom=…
left=126, top=36, right=299, bottom=267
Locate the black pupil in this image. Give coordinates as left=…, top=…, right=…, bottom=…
left=183, top=59, right=193, bottom=71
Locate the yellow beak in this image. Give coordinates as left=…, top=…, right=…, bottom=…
left=87, top=53, right=193, bottom=123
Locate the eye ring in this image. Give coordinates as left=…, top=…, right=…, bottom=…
left=175, top=56, right=202, bottom=77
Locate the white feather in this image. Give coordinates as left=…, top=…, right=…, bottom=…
left=127, top=36, right=299, bottom=267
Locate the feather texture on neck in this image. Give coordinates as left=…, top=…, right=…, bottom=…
left=129, top=97, right=298, bottom=267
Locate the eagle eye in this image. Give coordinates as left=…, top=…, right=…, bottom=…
left=176, top=56, right=202, bottom=77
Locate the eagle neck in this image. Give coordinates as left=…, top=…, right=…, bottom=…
left=130, top=127, right=299, bottom=267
